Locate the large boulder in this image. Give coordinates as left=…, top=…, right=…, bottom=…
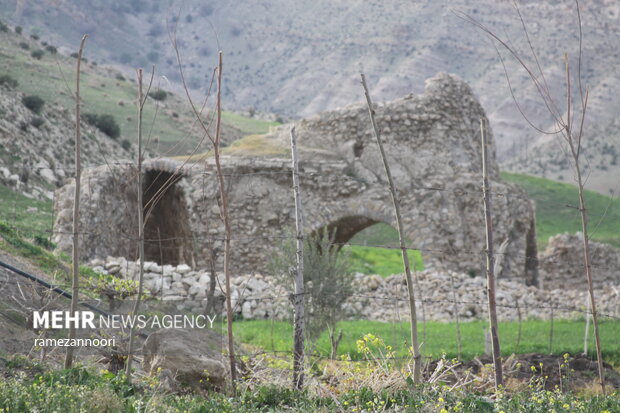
left=142, top=328, right=231, bottom=389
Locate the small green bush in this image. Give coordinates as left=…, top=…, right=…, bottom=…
left=34, top=236, right=54, bottom=250
left=0, top=21, right=7, bottom=32
left=14, top=25, right=22, bottom=34
left=0, top=74, right=18, bottom=88
left=30, top=116, right=44, bottom=128
left=45, top=45, right=57, bottom=54
left=148, top=89, right=167, bottom=101
left=30, top=33, right=39, bottom=40
left=19, top=41, right=29, bottom=50
left=82, top=112, right=99, bottom=125
left=115, top=73, right=125, bottom=81
left=30, top=49, right=44, bottom=60
left=121, top=139, right=131, bottom=151
left=94, top=114, right=121, bottom=139
left=22, top=95, right=45, bottom=114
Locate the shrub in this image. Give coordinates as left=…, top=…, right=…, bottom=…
left=14, top=26, right=22, bottom=34
left=30, top=49, right=44, bottom=60
left=30, top=116, right=44, bottom=128
left=115, top=73, right=125, bottom=81
left=82, top=112, right=99, bottom=125
left=95, top=114, right=121, bottom=139
left=121, top=139, right=131, bottom=150
left=0, top=21, right=7, bottom=32
left=19, top=41, right=29, bottom=50
left=30, top=33, right=39, bottom=40
left=34, top=236, right=54, bottom=250
left=0, top=74, right=18, bottom=88
left=45, top=45, right=57, bottom=54
left=148, top=89, right=167, bottom=101
left=270, top=230, right=354, bottom=345
left=69, top=52, right=87, bottom=62
left=22, top=95, right=45, bottom=114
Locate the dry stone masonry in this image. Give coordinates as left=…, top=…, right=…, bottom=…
left=93, top=257, right=620, bottom=322
left=538, top=233, right=620, bottom=290
left=54, top=73, right=539, bottom=285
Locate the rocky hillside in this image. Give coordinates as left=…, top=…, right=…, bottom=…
left=0, top=0, right=618, bottom=192
left=0, top=82, right=132, bottom=199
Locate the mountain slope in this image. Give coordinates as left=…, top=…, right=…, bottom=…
left=0, top=1, right=618, bottom=193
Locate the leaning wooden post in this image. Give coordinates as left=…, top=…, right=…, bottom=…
left=290, top=126, right=306, bottom=389
left=480, top=118, right=504, bottom=390
left=360, top=73, right=422, bottom=383
left=64, top=34, right=87, bottom=370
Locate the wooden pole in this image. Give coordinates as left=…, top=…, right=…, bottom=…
left=290, top=126, right=306, bottom=389
left=360, top=73, right=422, bottom=383
left=212, top=52, right=237, bottom=393
left=125, top=68, right=146, bottom=379
left=64, top=34, right=87, bottom=370
left=480, top=118, right=503, bottom=390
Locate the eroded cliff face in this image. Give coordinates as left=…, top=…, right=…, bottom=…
left=53, top=73, right=537, bottom=284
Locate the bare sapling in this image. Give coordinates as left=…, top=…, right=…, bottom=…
left=360, top=73, right=422, bottom=383
left=290, top=126, right=306, bottom=389
left=457, top=0, right=605, bottom=393
left=125, top=67, right=151, bottom=379
left=64, top=34, right=87, bottom=370
left=480, top=119, right=504, bottom=390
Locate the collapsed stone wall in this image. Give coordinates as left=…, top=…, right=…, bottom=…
left=54, top=73, right=537, bottom=284
left=539, top=233, right=620, bottom=290
left=93, top=257, right=620, bottom=322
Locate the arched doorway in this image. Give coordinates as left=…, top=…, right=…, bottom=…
left=142, top=169, right=194, bottom=266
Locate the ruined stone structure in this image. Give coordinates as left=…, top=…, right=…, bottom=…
left=53, top=73, right=538, bottom=284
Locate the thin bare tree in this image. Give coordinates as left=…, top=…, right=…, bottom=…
left=457, top=0, right=606, bottom=393
left=64, top=34, right=87, bottom=370
left=125, top=68, right=151, bottom=379
left=360, top=73, right=422, bottom=383
left=481, top=119, right=503, bottom=390
left=290, top=126, right=306, bottom=389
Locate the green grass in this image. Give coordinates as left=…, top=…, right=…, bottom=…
left=345, top=223, right=424, bottom=276
left=220, top=112, right=281, bottom=135
left=0, top=185, right=52, bottom=237
left=233, top=319, right=620, bottom=365
left=502, top=172, right=620, bottom=248
left=345, top=245, right=423, bottom=276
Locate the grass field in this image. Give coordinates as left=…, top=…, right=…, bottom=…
left=346, top=222, right=424, bottom=276
left=233, top=319, right=620, bottom=365
left=502, top=172, right=620, bottom=248
left=0, top=185, right=52, bottom=237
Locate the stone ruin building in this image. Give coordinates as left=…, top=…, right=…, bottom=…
left=53, top=73, right=539, bottom=285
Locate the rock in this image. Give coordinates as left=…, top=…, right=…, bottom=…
left=142, top=329, right=230, bottom=389
left=177, top=264, right=191, bottom=274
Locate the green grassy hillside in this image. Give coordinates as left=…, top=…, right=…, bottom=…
left=502, top=172, right=620, bottom=248
left=0, top=26, right=276, bottom=156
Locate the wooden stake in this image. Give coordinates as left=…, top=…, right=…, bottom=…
left=64, top=34, right=87, bottom=370
left=290, top=126, right=306, bottom=388
left=360, top=73, right=422, bottom=383
left=125, top=68, right=146, bottom=380
left=480, top=118, right=503, bottom=390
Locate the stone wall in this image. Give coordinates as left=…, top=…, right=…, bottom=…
left=539, top=233, right=620, bottom=290
left=54, top=73, right=537, bottom=284
left=93, top=257, right=620, bottom=322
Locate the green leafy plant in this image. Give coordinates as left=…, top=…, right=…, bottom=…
left=0, top=74, right=18, bottom=88
left=22, top=95, right=45, bottom=114
left=30, top=49, right=44, bottom=60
